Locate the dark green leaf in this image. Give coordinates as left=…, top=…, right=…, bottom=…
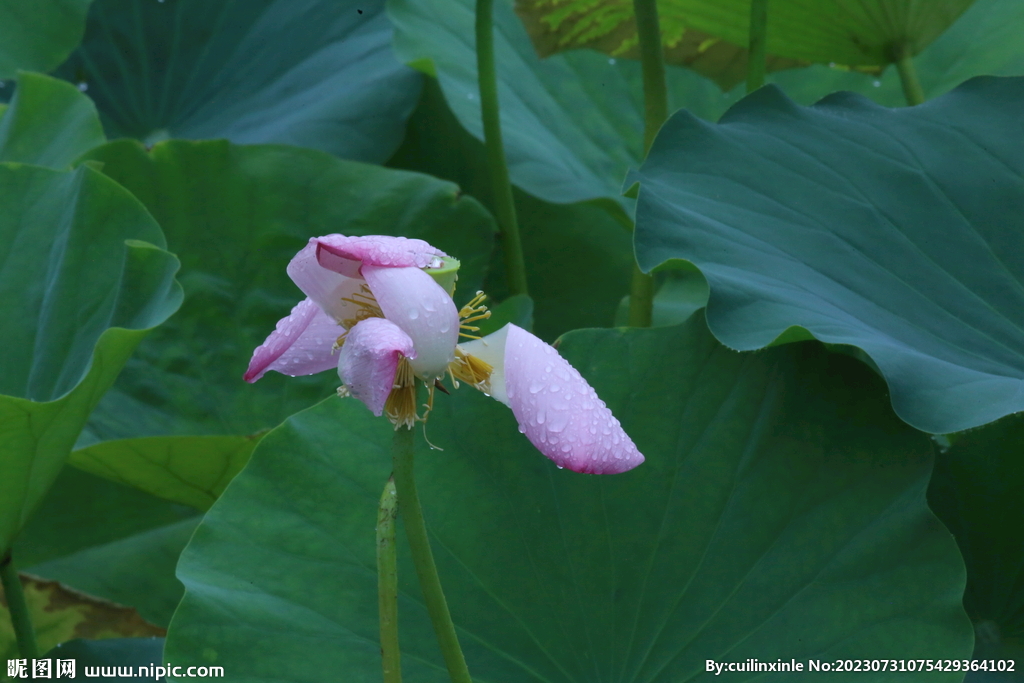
left=476, top=294, right=534, bottom=336
left=0, top=72, right=104, bottom=169
left=0, top=0, right=90, bottom=79
left=165, top=320, right=970, bottom=681
left=69, top=436, right=258, bottom=512
left=0, top=163, right=181, bottom=555
left=632, top=76, right=1024, bottom=434
left=929, top=415, right=1024, bottom=665
left=16, top=467, right=198, bottom=629
left=54, top=0, right=420, bottom=162
left=43, top=638, right=167, bottom=681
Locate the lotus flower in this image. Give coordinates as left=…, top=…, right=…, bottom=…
left=245, top=234, right=644, bottom=474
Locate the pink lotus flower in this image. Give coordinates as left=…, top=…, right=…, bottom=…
left=245, top=234, right=643, bottom=474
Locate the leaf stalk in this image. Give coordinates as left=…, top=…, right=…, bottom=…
left=1, top=553, right=38, bottom=659
left=746, top=0, right=769, bottom=92
left=894, top=43, right=925, bottom=106
left=391, top=427, right=472, bottom=683
left=628, top=0, right=668, bottom=327
left=476, top=0, right=529, bottom=297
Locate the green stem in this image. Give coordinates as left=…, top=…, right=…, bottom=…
left=1, top=553, right=38, bottom=659
left=746, top=0, right=768, bottom=92
left=391, top=427, right=472, bottom=683
left=628, top=0, right=668, bottom=327
left=632, top=0, right=668, bottom=156
left=894, top=43, right=925, bottom=106
left=627, top=262, right=655, bottom=327
left=377, top=475, right=402, bottom=683
left=476, top=0, right=529, bottom=297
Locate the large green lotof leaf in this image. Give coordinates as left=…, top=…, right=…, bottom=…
left=0, top=0, right=90, bottom=79
left=929, top=415, right=1024, bottom=663
left=53, top=0, right=420, bottom=162
left=0, top=162, right=181, bottom=556
left=516, top=0, right=975, bottom=90
left=631, top=75, right=1024, bottom=435
left=165, top=319, right=970, bottom=682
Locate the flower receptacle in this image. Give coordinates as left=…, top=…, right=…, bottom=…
left=425, top=256, right=460, bottom=295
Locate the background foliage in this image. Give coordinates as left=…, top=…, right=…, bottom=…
left=1, top=0, right=1023, bottom=681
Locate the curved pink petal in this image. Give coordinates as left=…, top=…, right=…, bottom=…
left=244, top=298, right=343, bottom=382
left=315, top=234, right=448, bottom=278
left=363, top=265, right=458, bottom=381
left=286, top=239, right=364, bottom=322
left=503, top=325, right=644, bottom=474
left=338, top=317, right=416, bottom=417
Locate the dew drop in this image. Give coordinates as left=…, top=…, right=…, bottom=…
left=409, top=309, right=419, bottom=320
left=873, top=80, right=881, bottom=87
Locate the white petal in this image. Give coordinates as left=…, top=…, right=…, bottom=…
left=362, top=265, right=459, bottom=380
left=338, top=318, right=416, bottom=417
left=286, top=239, right=364, bottom=322
left=457, top=324, right=510, bottom=404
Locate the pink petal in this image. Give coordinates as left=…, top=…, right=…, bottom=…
left=503, top=325, right=644, bottom=474
left=362, top=265, right=459, bottom=381
left=244, top=298, right=343, bottom=382
left=315, top=234, right=448, bottom=278
left=286, top=240, right=365, bottom=322
left=338, top=317, right=416, bottom=417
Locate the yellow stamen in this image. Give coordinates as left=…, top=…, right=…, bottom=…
left=458, top=291, right=491, bottom=340
left=332, top=284, right=385, bottom=353
left=448, top=348, right=493, bottom=393
left=340, top=284, right=384, bottom=330
left=384, top=357, right=418, bottom=430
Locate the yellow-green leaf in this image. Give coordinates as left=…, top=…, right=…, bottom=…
left=0, top=574, right=164, bottom=661
left=516, top=0, right=976, bottom=89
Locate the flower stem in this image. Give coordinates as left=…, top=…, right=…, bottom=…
left=746, top=0, right=769, bottom=93
left=894, top=43, right=925, bottom=106
left=628, top=0, right=668, bottom=327
left=391, top=427, right=471, bottom=683
left=476, top=0, right=529, bottom=298
left=377, top=475, right=402, bottom=683
left=1, top=553, right=38, bottom=659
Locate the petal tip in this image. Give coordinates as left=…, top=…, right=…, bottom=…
left=503, top=325, right=644, bottom=475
